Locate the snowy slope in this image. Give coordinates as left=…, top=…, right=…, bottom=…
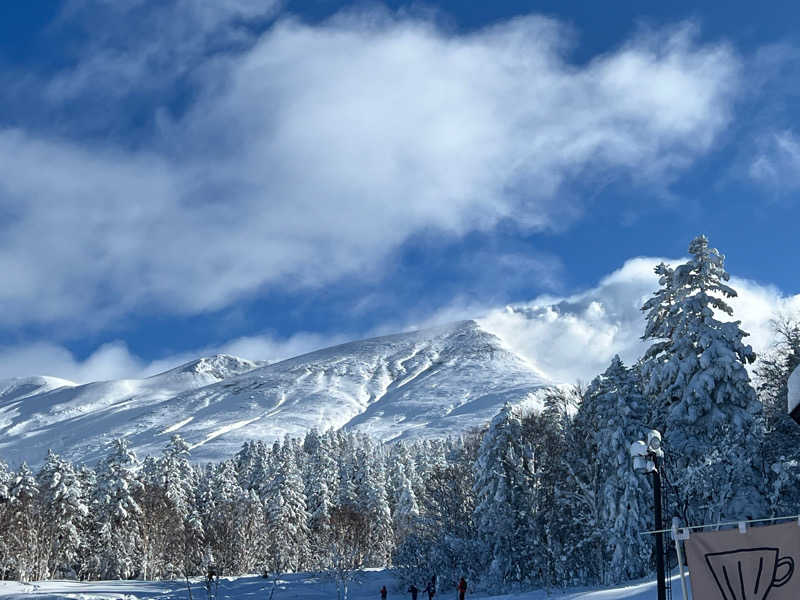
left=0, top=321, right=551, bottom=465
left=0, top=375, right=77, bottom=402
left=0, top=355, right=261, bottom=466
left=0, top=571, right=685, bottom=599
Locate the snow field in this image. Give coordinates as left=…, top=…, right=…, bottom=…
left=0, top=571, right=688, bottom=600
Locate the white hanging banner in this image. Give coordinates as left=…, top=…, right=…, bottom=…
left=684, top=521, right=800, bottom=600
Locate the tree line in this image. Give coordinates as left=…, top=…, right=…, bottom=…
left=1, top=235, right=799, bottom=592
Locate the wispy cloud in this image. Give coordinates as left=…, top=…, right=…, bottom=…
left=749, top=129, right=800, bottom=193
left=0, top=341, right=143, bottom=384
left=0, top=330, right=344, bottom=384
left=0, top=11, right=740, bottom=332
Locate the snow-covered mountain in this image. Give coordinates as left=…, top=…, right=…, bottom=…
left=0, top=321, right=552, bottom=465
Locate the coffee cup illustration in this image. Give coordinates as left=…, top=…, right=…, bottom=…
left=705, top=548, right=794, bottom=600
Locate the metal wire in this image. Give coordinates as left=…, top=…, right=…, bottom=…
left=639, top=513, right=800, bottom=536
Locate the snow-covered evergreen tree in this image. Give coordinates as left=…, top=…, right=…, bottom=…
left=37, top=451, right=88, bottom=579
left=162, top=435, right=205, bottom=577
left=754, top=318, right=800, bottom=515
left=356, top=445, right=393, bottom=566
left=642, top=236, right=765, bottom=522
left=265, top=442, right=310, bottom=573
left=473, top=403, right=537, bottom=589
left=137, top=435, right=204, bottom=580
left=160, top=435, right=194, bottom=518
left=531, top=387, right=583, bottom=588
left=394, top=472, right=419, bottom=541
left=203, top=460, right=247, bottom=574
left=94, top=439, right=144, bottom=579
left=303, top=429, right=338, bottom=567
left=336, top=432, right=359, bottom=509
left=235, top=440, right=272, bottom=495
left=239, top=488, right=269, bottom=574
left=579, top=357, right=652, bottom=583
left=6, top=463, right=44, bottom=581
left=0, top=459, right=9, bottom=502
left=76, top=464, right=97, bottom=579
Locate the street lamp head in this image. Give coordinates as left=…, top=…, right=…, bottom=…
left=647, top=430, right=664, bottom=457
left=631, top=430, right=664, bottom=473
left=630, top=440, right=656, bottom=473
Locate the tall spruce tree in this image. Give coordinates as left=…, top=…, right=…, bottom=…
left=204, top=460, right=247, bottom=574
left=640, top=262, right=677, bottom=428
left=6, top=463, right=44, bottom=581
left=754, top=317, right=800, bottom=515
left=94, top=439, right=144, bottom=579
left=358, top=449, right=393, bottom=566
left=473, top=403, right=537, bottom=588
left=37, top=451, right=88, bottom=579
left=642, top=236, right=765, bottom=523
left=265, top=442, right=310, bottom=573
left=564, top=382, right=605, bottom=584
left=580, top=357, right=652, bottom=583
left=303, top=431, right=338, bottom=568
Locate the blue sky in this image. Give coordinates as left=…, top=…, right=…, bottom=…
left=2, top=0, right=800, bottom=382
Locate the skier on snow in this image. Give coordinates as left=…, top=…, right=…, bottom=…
left=381, top=585, right=388, bottom=599
left=457, top=577, right=467, bottom=600
left=408, top=584, right=419, bottom=600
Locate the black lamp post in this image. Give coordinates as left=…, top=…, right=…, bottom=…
left=631, top=430, right=666, bottom=600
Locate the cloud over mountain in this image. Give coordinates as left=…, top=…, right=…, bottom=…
left=480, top=257, right=800, bottom=384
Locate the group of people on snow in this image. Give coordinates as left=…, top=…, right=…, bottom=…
left=382, top=575, right=467, bottom=600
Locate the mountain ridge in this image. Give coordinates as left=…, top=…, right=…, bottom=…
left=0, top=320, right=553, bottom=466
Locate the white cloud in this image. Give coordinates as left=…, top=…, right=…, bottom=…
left=478, top=257, right=800, bottom=384
left=749, top=129, right=800, bottom=192
left=0, top=331, right=342, bottom=384
left=0, top=14, right=739, bottom=329
left=51, top=0, right=282, bottom=102
left=0, top=341, right=143, bottom=384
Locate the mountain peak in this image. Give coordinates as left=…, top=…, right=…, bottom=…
left=154, top=354, right=263, bottom=381
left=0, top=375, right=77, bottom=403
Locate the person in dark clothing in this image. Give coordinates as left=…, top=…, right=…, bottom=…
left=423, top=579, right=435, bottom=600
left=457, top=577, right=467, bottom=600
left=380, top=585, right=388, bottom=599
left=408, top=584, right=419, bottom=600
left=206, top=564, right=219, bottom=587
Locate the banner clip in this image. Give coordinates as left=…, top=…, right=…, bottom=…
left=738, top=521, right=747, bottom=534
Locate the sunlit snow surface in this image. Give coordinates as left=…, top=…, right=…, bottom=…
left=0, top=571, right=687, bottom=600
left=0, top=321, right=551, bottom=466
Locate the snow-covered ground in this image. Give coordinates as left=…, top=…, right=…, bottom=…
left=0, top=571, right=688, bottom=600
